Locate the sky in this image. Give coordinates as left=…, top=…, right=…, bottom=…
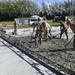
left=33, top=0, right=67, bottom=3
left=0, top=0, right=67, bottom=3
left=0, top=0, right=67, bottom=6
left=32, top=0, right=67, bottom=6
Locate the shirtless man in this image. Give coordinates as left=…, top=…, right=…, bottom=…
left=32, top=17, right=52, bottom=46
left=60, top=20, right=69, bottom=40
left=67, top=20, right=75, bottom=49
left=32, top=17, right=43, bottom=46
left=42, top=21, right=52, bottom=41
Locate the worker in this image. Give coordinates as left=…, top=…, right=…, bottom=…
left=42, top=21, right=52, bottom=41
left=13, top=19, right=19, bottom=35
left=60, top=20, right=69, bottom=40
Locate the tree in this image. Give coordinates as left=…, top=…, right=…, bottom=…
left=41, top=1, right=48, bottom=16
left=0, top=0, right=39, bottom=21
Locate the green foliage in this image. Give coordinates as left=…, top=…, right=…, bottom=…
left=0, top=0, right=75, bottom=21
left=0, top=0, right=39, bottom=21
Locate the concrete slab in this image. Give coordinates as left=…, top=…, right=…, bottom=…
left=0, top=38, right=56, bottom=75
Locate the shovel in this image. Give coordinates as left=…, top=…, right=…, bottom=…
left=52, top=33, right=60, bottom=38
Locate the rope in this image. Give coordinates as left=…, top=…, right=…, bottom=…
left=65, top=35, right=74, bottom=48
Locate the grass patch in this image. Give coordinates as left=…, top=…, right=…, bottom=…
left=5, top=24, right=32, bottom=29
left=48, top=20, right=60, bottom=27
left=0, top=21, right=32, bottom=29
left=0, top=20, right=60, bottom=29
left=0, top=21, right=13, bottom=26
left=19, top=24, right=33, bottom=28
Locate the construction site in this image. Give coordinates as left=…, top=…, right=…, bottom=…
left=0, top=25, right=75, bottom=75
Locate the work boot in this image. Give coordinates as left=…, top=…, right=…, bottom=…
left=66, top=36, right=68, bottom=40
left=48, top=36, right=52, bottom=40
left=66, top=37, right=68, bottom=40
